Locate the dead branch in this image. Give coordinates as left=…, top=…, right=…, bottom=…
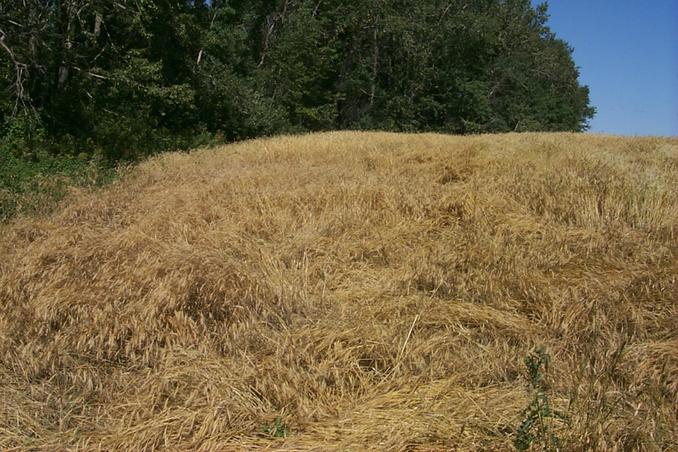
left=0, top=27, right=29, bottom=114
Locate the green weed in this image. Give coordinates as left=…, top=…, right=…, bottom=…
left=515, top=347, right=566, bottom=451
left=262, top=416, right=288, bottom=438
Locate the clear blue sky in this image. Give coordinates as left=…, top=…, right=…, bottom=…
left=534, top=0, right=678, bottom=136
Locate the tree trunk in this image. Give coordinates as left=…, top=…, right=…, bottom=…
left=58, top=1, right=75, bottom=90
left=370, top=18, right=379, bottom=106
left=94, top=12, right=102, bottom=37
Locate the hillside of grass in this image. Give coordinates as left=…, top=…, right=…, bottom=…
left=1, top=132, right=677, bottom=450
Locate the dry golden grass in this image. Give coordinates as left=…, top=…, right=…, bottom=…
left=1, top=131, right=677, bottom=450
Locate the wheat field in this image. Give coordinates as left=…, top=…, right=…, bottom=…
left=1, top=132, right=677, bottom=450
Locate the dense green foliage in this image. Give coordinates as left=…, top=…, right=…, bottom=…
left=1, top=0, right=594, bottom=162
left=0, top=143, right=116, bottom=221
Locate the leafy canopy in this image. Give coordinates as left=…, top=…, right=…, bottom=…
left=0, top=0, right=595, bottom=160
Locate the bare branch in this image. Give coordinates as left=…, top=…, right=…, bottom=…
left=73, top=66, right=108, bottom=80
left=0, top=28, right=30, bottom=114
left=312, top=0, right=321, bottom=17
left=197, top=6, right=220, bottom=65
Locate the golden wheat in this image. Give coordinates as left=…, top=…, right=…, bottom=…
left=1, top=132, right=677, bottom=450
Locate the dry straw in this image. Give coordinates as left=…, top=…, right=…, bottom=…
left=1, top=132, right=677, bottom=450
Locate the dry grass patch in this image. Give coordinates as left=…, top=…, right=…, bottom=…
left=1, top=131, right=677, bottom=450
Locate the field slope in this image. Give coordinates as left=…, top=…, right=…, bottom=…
left=1, top=132, right=677, bottom=450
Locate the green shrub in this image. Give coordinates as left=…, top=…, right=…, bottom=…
left=0, top=137, right=116, bottom=222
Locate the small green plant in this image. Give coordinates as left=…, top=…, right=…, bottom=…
left=262, top=416, right=288, bottom=438
left=515, top=347, right=564, bottom=451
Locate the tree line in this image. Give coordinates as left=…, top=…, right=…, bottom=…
left=1, top=0, right=595, bottom=161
